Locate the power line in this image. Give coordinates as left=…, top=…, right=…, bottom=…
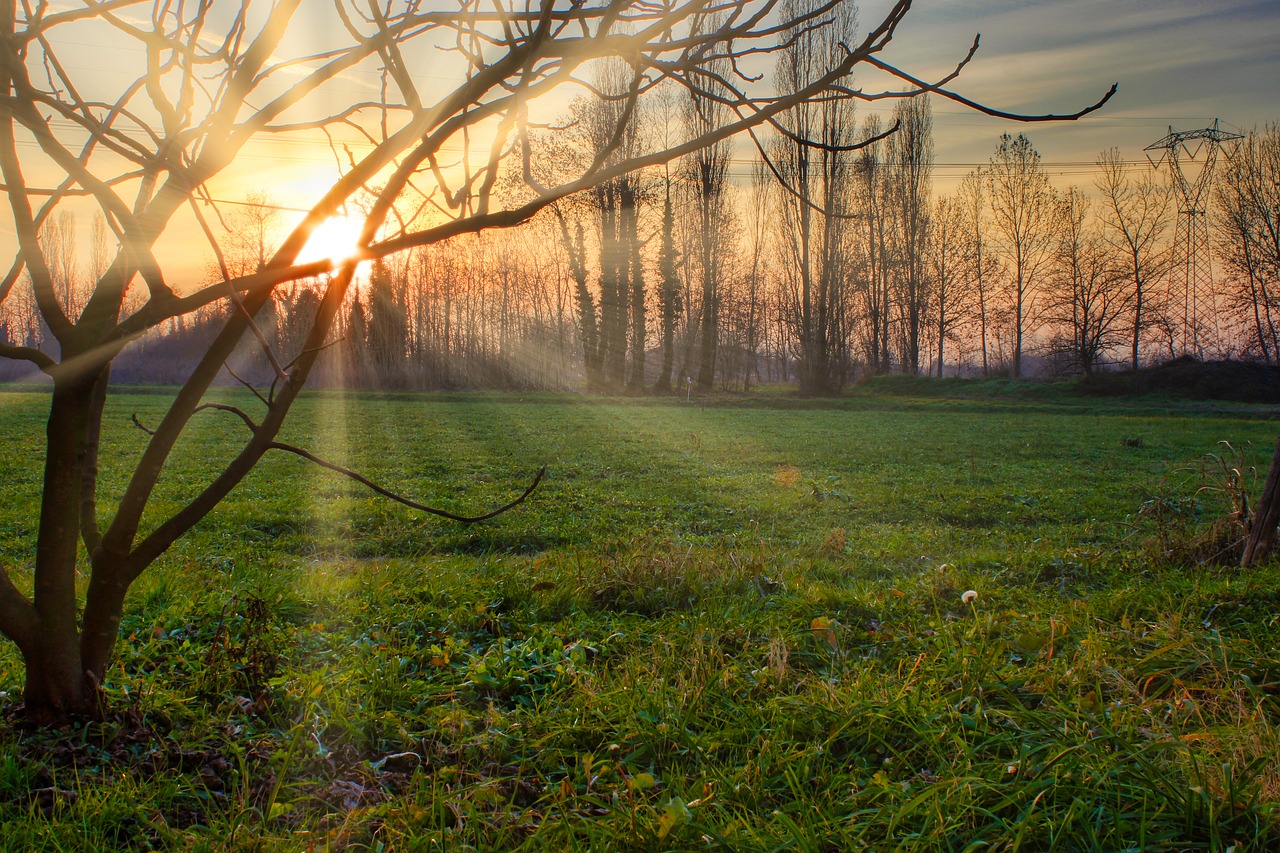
left=27, top=116, right=1180, bottom=170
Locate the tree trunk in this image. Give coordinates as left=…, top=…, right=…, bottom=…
left=1131, top=274, right=1142, bottom=370
left=626, top=196, right=646, bottom=392
left=22, top=376, right=103, bottom=722
left=1013, top=273, right=1024, bottom=379
left=696, top=275, right=716, bottom=391
left=936, top=310, right=945, bottom=378
left=1242, top=436, right=1280, bottom=568
left=655, top=194, right=678, bottom=394
left=22, top=640, right=99, bottom=723
left=657, top=304, right=675, bottom=393
left=80, top=567, right=132, bottom=683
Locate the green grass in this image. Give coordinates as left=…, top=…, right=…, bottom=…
left=0, top=387, right=1279, bottom=850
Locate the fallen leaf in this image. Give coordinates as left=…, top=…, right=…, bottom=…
left=810, top=617, right=838, bottom=650
left=1013, top=632, right=1048, bottom=653
left=629, top=772, right=657, bottom=792
left=657, top=797, right=692, bottom=839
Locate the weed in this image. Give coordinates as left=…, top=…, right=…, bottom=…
left=197, top=594, right=282, bottom=709
left=1138, top=440, right=1262, bottom=566
left=1197, top=439, right=1257, bottom=526
left=820, top=527, right=848, bottom=555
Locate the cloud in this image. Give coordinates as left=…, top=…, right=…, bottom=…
left=858, top=0, right=1280, bottom=171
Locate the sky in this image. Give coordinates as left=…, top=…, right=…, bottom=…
left=4, top=0, right=1280, bottom=287
left=853, top=0, right=1280, bottom=189
left=219, top=0, right=1280, bottom=210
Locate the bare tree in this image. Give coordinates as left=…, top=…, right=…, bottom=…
left=957, top=169, right=999, bottom=376
left=1045, top=188, right=1131, bottom=374
left=1215, top=126, right=1280, bottom=364
left=0, top=0, right=1112, bottom=722
left=926, top=194, right=968, bottom=376
left=739, top=158, right=774, bottom=391
left=853, top=116, right=891, bottom=373
left=1095, top=148, right=1171, bottom=369
left=365, top=258, right=410, bottom=385
left=986, top=134, right=1056, bottom=378
left=1222, top=126, right=1280, bottom=568
left=654, top=187, right=682, bottom=392
left=770, top=0, right=860, bottom=394
left=37, top=211, right=82, bottom=322
left=884, top=96, right=934, bottom=374
left=651, top=86, right=685, bottom=394
left=563, top=57, right=650, bottom=391
left=223, top=193, right=281, bottom=279
left=680, top=19, right=734, bottom=392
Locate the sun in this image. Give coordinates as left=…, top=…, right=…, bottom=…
left=296, top=214, right=370, bottom=267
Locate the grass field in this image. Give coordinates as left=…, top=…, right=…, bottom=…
left=1, top=385, right=1280, bottom=850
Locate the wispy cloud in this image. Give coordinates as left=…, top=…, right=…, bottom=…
left=859, top=0, right=1279, bottom=169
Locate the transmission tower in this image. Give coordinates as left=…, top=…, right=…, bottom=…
left=1145, top=119, right=1242, bottom=357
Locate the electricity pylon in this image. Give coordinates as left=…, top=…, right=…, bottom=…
left=1145, top=119, right=1241, bottom=357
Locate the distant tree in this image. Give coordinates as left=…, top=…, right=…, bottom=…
left=770, top=0, right=860, bottom=395
left=553, top=208, right=602, bottom=387
left=884, top=96, right=934, bottom=374
left=213, top=194, right=283, bottom=383
left=987, top=134, right=1056, bottom=378
left=1045, top=188, right=1130, bottom=374
left=365, top=259, right=409, bottom=385
left=0, top=0, right=1113, bottom=723
left=957, top=170, right=999, bottom=376
left=1095, top=147, right=1171, bottom=369
left=1215, top=126, right=1280, bottom=363
left=655, top=189, right=682, bottom=393
left=625, top=195, right=648, bottom=391
left=926, top=194, right=968, bottom=377
left=37, top=211, right=82, bottom=321
left=738, top=159, right=774, bottom=391
left=571, top=57, right=649, bottom=391
left=652, top=87, right=685, bottom=394
left=222, top=192, right=279, bottom=279
left=682, top=27, right=734, bottom=392
left=853, top=116, right=891, bottom=373
left=346, top=296, right=370, bottom=380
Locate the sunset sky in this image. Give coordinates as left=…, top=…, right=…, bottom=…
left=174, top=0, right=1280, bottom=214
left=4, top=0, right=1279, bottom=283
left=858, top=0, right=1280, bottom=185
left=229, top=0, right=1280, bottom=253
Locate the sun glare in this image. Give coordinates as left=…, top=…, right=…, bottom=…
left=297, top=215, right=369, bottom=268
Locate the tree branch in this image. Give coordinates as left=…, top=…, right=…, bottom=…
left=0, top=342, right=56, bottom=370
left=864, top=54, right=1117, bottom=122
left=267, top=444, right=547, bottom=523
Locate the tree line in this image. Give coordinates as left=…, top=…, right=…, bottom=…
left=5, top=119, right=1277, bottom=393
left=5, top=5, right=1267, bottom=395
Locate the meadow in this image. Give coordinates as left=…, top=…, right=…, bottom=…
left=1, top=383, right=1279, bottom=850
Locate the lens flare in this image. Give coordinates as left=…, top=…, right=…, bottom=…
left=297, top=215, right=369, bottom=267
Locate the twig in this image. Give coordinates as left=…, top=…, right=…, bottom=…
left=224, top=364, right=269, bottom=406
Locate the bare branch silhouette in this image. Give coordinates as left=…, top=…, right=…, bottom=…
left=0, top=0, right=1115, bottom=723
